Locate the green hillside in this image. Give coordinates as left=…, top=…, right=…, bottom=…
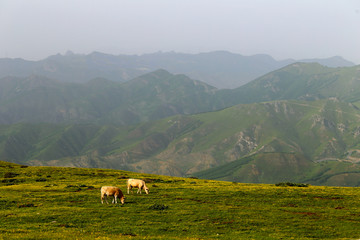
left=1, top=98, right=360, bottom=186
left=194, top=153, right=360, bottom=186
left=1, top=161, right=359, bottom=239
left=226, top=63, right=360, bottom=104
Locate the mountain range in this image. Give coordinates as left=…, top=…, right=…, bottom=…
left=1, top=59, right=360, bottom=186
left=1, top=98, right=360, bottom=186
left=1, top=63, right=360, bottom=125
left=0, top=70, right=220, bottom=125
left=0, top=51, right=354, bottom=89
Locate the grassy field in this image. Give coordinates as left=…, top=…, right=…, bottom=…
left=0, top=160, right=360, bottom=240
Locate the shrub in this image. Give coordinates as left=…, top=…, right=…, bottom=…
left=18, top=203, right=35, bottom=208
left=4, top=172, right=19, bottom=178
left=275, top=182, right=309, bottom=187
left=148, top=203, right=169, bottom=210
left=1, top=178, right=25, bottom=185
left=35, top=178, right=47, bottom=182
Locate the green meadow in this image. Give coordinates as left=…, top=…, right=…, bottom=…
left=0, top=160, right=359, bottom=240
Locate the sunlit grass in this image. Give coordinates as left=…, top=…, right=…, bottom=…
left=0, top=161, right=360, bottom=239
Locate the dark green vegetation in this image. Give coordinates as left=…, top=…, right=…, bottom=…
left=1, top=161, right=359, bottom=239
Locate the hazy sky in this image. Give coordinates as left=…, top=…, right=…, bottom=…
left=1, top=0, right=359, bottom=63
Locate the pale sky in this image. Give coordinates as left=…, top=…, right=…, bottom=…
left=1, top=0, right=359, bottom=63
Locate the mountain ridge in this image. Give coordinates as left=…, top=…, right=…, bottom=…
left=0, top=70, right=222, bottom=125
left=0, top=51, right=354, bottom=89
left=2, top=63, right=360, bottom=125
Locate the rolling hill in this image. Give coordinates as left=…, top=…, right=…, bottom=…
left=224, top=63, right=360, bottom=104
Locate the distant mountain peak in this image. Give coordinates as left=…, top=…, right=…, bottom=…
left=299, top=56, right=354, bottom=68
left=151, top=68, right=172, bottom=76
left=65, top=50, right=75, bottom=56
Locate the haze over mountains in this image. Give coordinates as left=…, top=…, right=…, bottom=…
left=0, top=51, right=360, bottom=186
left=0, top=51, right=354, bottom=89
